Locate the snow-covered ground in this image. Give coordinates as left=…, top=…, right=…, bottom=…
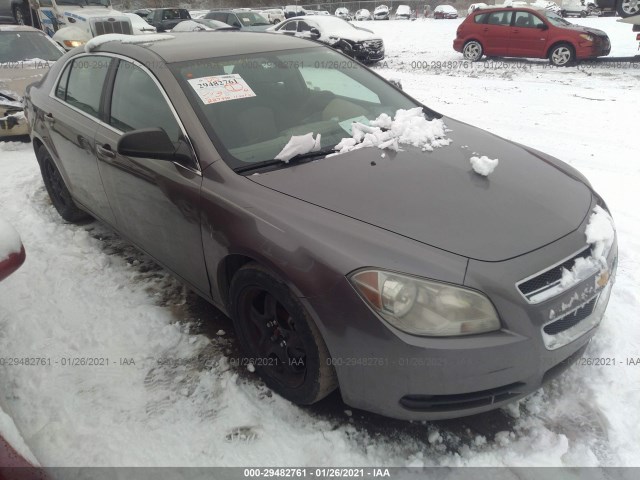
left=0, top=17, right=639, bottom=467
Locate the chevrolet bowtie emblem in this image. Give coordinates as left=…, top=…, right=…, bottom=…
left=597, top=270, right=610, bottom=288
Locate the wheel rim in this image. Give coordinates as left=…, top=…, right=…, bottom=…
left=552, top=47, right=571, bottom=65
left=464, top=42, right=481, bottom=61
left=238, top=287, right=306, bottom=388
left=43, top=159, right=70, bottom=210
left=621, top=0, right=639, bottom=15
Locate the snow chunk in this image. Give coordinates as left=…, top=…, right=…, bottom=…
left=0, top=217, right=22, bottom=262
left=427, top=430, right=442, bottom=444
left=246, top=363, right=255, bottom=373
left=275, top=133, right=321, bottom=163
left=584, top=205, right=615, bottom=263
left=216, top=330, right=226, bottom=336
left=470, top=155, right=499, bottom=176
left=84, top=33, right=174, bottom=53
left=335, top=108, right=451, bottom=155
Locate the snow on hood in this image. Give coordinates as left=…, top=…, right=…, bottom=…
left=0, top=217, right=22, bottom=262
left=334, top=108, right=451, bottom=154
left=275, top=133, right=321, bottom=162
left=470, top=155, right=499, bottom=176
left=0, top=90, right=22, bottom=108
left=84, top=33, right=174, bottom=53
left=171, top=20, right=213, bottom=32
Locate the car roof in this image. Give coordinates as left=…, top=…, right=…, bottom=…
left=87, top=31, right=320, bottom=64
left=0, top=25, right=43, bottom=33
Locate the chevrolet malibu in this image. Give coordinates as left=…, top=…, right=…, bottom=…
left=454, top=7, right=610, bottom=66
left=25, top=32, right=617, bottom=420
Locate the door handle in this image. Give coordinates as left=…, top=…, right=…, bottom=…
left=44, top=112, right=54, bottom=124
left=96, top=144, right=116, bottom=160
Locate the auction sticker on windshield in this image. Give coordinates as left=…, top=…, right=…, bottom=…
left=188, top=74, right=256, bottom=104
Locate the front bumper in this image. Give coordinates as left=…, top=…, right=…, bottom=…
left=576, top=36, right=611, bottom=58
left=354, top=47, right=385, bottom=63
left=305, top=203, right=617, bottom=420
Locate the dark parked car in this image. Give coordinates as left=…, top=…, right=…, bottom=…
left=25, top=32, right=617, bottom=420
left=146, top=8, right=191, bottom=32
left=204, top=10, right=271, bottom=31
left=434, top=5, right=459, bottom=19
left=268, top=15, right=385, bottom=63
left=454, top=7, right=610, bottom=66
left=596, top=0, right=639, bottom=17
left=0, top=218, right=25, bottom=282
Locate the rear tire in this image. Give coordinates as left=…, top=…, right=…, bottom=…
left=37, top=146, right=88, bottom=223
left=463, top=40, right=483, bottom=61
left=229, top=263, right=338, bottom=405
left=548, top=43, right=575, bottom=67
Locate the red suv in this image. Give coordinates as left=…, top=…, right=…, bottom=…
left=453, top=7, right=611, bottom=66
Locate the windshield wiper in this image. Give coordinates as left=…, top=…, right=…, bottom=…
left=235, top=147, right=336, bottom=174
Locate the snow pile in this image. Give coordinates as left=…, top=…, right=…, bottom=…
left=334, top=108, right=451, bottom=154
left=559, top=206, right=615, bottom=289
left=0, top=217, right=22, bottom=262
left=470, top=155, right=499, bottom=176
left=275, top=132, right=321, bottom=162
left=85, top=33, right=174, bottom=53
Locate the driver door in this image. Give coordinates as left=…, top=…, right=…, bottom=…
left=93, top=59, right=209, bottom=294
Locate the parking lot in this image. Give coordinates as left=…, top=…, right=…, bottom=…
left=0, top=15, right=639, bottom=467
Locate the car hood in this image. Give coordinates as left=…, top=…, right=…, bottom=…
left=566, top=25, right=608, bottom=37
left=0, top=64, right=49, bottom=99
left=248, top=117, right=593, bottom=262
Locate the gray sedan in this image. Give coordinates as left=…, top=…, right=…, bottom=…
left=25, top=32, right=617, bottom=420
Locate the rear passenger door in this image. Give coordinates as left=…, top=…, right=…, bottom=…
left=93, top=59, right=209, bottom=294
left=47, top=55, right=116, bottom=224
left=481, top=11, right=513, bottom=56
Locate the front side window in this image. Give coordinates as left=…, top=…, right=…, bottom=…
left=109, top=61, right=180, bottom=142
left=60, top=56, right=112, bottom=118
left=487, top=11, right=513, bottom=26
left=172, top=47, right=419, bottom=168
left=514, top=12, right=545, bottom=28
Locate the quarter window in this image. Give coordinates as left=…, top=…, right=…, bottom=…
left=59, top=56, right=112, bottom=118
left=109, top=61, right=180, bottom=142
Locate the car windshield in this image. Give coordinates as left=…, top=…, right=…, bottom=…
left=172, top=47, right=420, bottom=170
left=0, top=31, right=63, bottom=62
left=544, top=11, right=572, bottom=26
left=236, top=12, right=270, bottom=26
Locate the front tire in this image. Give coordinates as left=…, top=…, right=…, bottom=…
left=229, top=263, right=338, bottom=405
left=548, top=43, right=575, bottom=67
left=12, top=4, right=31, bottom=26
left=37, top=146, right=88, bottom=223
left=617, top=0, right=640, bottom=17
left=463, top=40, right=483, bottom=61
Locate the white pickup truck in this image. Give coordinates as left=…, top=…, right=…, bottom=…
left=11, top=0, right=132, bottom=49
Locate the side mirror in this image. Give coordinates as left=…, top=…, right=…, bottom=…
left=117, top=128, right=177, bottom=161
left=310, top=27, right=321, bottom=38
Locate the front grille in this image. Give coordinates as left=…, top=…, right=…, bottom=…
left=363, top=40, right=383, bottom=50
left=543, top=296, right=597, bottom=335
left=400, top=382, right=526, bottom=412
left=517, top=247, right=591, bottom=303
left=93, top=20, right=133, bottom=36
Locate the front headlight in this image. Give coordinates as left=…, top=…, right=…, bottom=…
left=579, top=34, right=594, bottom=42
left=63, top=40, right=86, bottom=48
left=350, top=270, right=501, bottom=336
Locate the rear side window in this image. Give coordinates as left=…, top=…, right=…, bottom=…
left=57, top=56, right=112, bottom=118
left=109, top=61, right=180, bottom=142
left=487, top=11, right=513, bottom=26
left=281, top=21, right=297, bottom=31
